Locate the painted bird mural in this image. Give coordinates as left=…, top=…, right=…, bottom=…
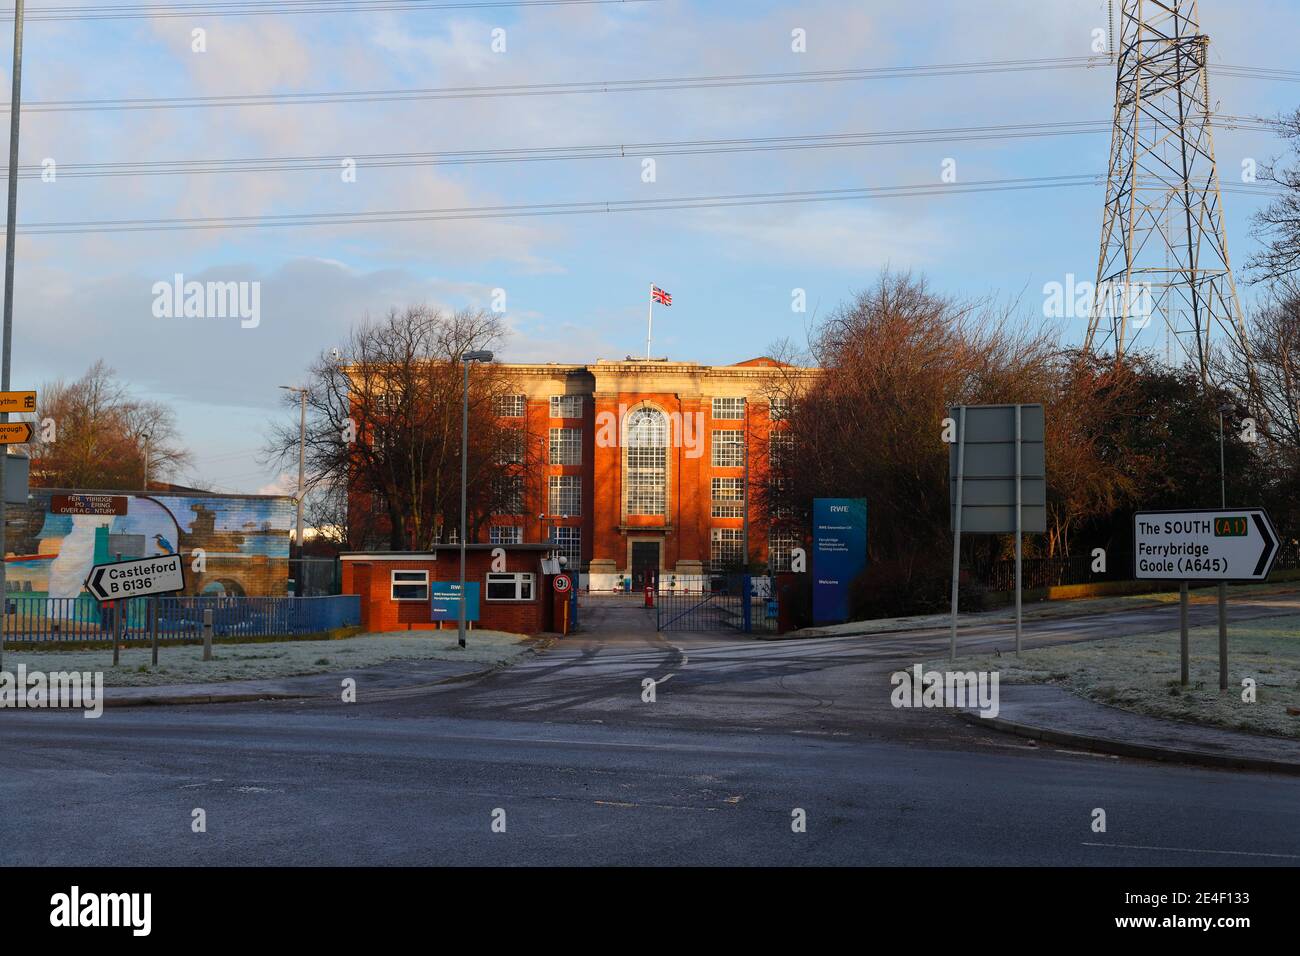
left=153, top=533, right=175, bottom=555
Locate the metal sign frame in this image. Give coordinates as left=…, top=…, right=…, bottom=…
left=948, top=404, right=1046, bottom=659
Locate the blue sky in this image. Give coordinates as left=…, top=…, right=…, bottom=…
left=3, top=0, right=1299, bottom=493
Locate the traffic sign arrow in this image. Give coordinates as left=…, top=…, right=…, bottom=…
left=1252, top=512, right=1278, bottom=578
left=87, top=566, right=110, bottom=601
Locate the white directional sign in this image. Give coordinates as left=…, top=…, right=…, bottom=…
left=1134, top=509, right=1279, bottom=581
left=85, top=553, right=186, bottom=602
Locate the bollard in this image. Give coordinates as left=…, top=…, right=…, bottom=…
left=644, top=584, right=654, bottom=608
left=202, top=608, right=213, bottom=662
left=111, top=601, right=120, bottom=667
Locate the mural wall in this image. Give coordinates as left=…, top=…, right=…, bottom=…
left=6, top=490, right=293, bottom=602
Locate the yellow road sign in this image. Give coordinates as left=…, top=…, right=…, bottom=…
left=0, top=422, right=34, bottom=443
left=0, top=390, right=35, bottom=414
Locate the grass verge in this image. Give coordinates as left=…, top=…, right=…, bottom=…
left=933, top=612, right=1300, bottom=738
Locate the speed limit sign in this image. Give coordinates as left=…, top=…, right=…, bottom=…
left=553, top=573, right=572, bottom=594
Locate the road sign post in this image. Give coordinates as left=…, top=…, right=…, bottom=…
left=949, top=404, right=1046, bottom=660
left=1179, top=582, right=1189, bottom=686
left=1134, top=508, right=1278, bottom=692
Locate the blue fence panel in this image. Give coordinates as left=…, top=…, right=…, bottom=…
left=2, top=594, right=360, bottom=642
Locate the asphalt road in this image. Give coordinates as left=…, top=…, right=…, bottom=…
left=4, top=593, right=1300, bottom=866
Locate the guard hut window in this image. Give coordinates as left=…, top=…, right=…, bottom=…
left=391, top=570, right=430, bottom=601
left=487, top=572, right=535, bottom=602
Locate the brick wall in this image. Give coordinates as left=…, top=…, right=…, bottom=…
left=342, top=548, right=553, bottom=634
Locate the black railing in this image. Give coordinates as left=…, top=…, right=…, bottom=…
left=656, top=574, right=777, bottom=633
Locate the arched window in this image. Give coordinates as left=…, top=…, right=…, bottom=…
left=625, top=407, right=668, bottom=516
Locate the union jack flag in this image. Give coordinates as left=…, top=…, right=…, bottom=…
left=651, top=285, right=672, bottom=306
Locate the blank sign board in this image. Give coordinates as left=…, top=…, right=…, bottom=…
left=949, top=404, right=1046, bottom=534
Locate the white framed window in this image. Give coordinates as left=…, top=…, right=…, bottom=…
left=548, top=475, right=582, bottom=516
left=498, top=429, right=525, bottom=465
left=493, top=475, right=524, bottom=515
left=626, top=407, right=667, bottom=516
left=371, top=388, right=401, bottom=414
left=494, top=394, right=525, bottom=417
left=486, top=572, right=535, bottom=602
left=391, top=570, right=429, bottom=601
left=711, top=477, right=744, bottom=518
left=490, top=525, right=523, bottom=544
left=769, top=529, right=798, bottom=572
left=550, top=395, right=583, bottom=419
left=712, top=430, right=744, bottom=468
left=712, top=397, right=745, bottom=420
left=549, top=427, right=582, bottom=465
left=769, top=431, right=794, bottom=470
left=769, top=396, right=792, bottom=421
left=710, top=528, right=744, bottom=568
left=549, top=526, right=582, bottom=569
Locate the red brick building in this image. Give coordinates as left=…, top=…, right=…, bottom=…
left=481, top=357, right=816, bottom=589
left=346, top=356, right=817, bottom=590
left=341, top=544, right=556, bottom=633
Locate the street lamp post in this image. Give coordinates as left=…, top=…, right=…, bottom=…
left=459, top=350, right=494, bottom=648
left=0, top=1, right=26, bottom=675
left=280, top=386, right=308, bottom=588
left=1217, top=402, right=1233, bottom=691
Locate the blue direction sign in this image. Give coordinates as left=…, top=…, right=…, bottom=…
left=430, top=582, right=480, bottom=622
left=812, top=498, right=868, bottom=623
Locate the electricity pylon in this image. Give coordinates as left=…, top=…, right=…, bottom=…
left=1083, top=0, right=1250, bottom=386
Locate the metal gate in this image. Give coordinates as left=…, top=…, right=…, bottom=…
left=655, top=574, right=776, bottom=633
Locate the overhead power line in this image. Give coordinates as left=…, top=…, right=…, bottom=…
left=2, top=56, right=1290, bottom=115
left=1, top=0, right=661, bottom=21
left=11, top=174, right=1284, bottom=236
left=0, top=56, right=1115, bottom=113
left=3, top=115, right=1280, bottom=182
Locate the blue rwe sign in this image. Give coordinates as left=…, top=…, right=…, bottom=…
left=430, top=582, right=481, bottom=622
left=812, top=498, right=868, bottom=623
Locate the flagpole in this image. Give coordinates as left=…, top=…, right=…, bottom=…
left=646, top=283, right=654, bottom=359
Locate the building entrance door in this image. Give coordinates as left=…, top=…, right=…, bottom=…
left=630, top=541, right=660, bottom=590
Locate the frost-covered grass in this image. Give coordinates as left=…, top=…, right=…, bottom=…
left=3, top=630, right=535, bottom=687
left=934, top=613, right=1300, bottom=738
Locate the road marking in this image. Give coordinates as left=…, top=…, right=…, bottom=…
left=1083, top=841, right=1300, bottom=860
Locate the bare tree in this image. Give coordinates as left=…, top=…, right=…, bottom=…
left=27, top=361, right=190, bottom=489
left=264, top=306, right=537, bottom=551
left=1250, top=108, right=1300, bottom=283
